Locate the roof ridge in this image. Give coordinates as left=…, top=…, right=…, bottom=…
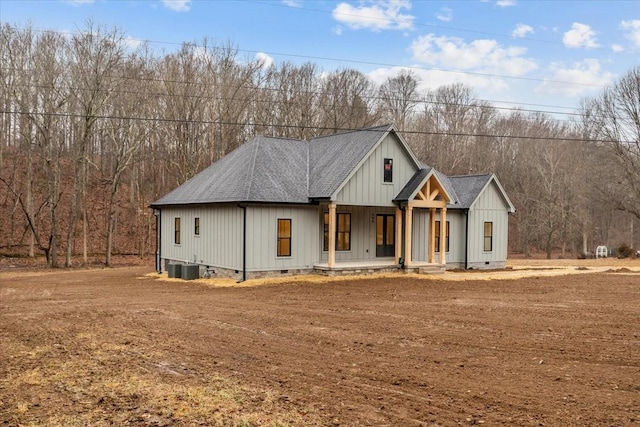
left=260, top=135, right=304, bottom=142
left=448, top=173, right=492, bottom=178
left=310, top=124, right=391, bottom=141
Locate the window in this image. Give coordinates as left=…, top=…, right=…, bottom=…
left=277, top=219, right=291, bottom=257
left=435, top=220, right=450, bottom=252
left=194, top=217, right=200, bottom=236
left=484, top=222, right=493, bottom=252
left=323, top=212, right=351, bottom=251
left=174, top=217, right=181, bottom=244
left=383, top=158, right=393, bottom=183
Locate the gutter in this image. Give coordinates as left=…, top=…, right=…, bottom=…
left=238, top=204, right=247, bottom=283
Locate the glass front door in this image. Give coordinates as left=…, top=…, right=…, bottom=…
left=376, top=214, right=395, bottom=257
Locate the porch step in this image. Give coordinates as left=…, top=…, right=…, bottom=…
left=417, top=265, right=446, bottom=275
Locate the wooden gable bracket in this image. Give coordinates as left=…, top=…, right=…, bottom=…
left=408, top=175, right=449, bottom=209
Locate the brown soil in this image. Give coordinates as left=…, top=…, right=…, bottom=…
left=2, top=264, right=640, bottom=426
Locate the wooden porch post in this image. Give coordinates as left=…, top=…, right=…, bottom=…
left=428, top=208, right=436, bottom=263
left=395, top=207, right=402, bottom=264
left=328, top=202, right=336, bottom=268
left=405, top=206, right=413, bottom=267
left=439, top=207, right=447, bottom=265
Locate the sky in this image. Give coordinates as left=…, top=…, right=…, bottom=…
left=1, top=0, right=639, bottom=118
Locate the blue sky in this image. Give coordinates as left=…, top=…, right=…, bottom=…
left=1, top=0, right=639, bottom=117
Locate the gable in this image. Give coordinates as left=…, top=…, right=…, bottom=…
left=308, top=125, right=391, bottom=199
left=334, top=132, right=419, bottom=206
left=472, top=179, right=513, bottom=212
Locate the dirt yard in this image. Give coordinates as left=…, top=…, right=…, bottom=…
left=1, top=261, right=640, bottom=426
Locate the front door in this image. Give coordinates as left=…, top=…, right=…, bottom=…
left=376, top=214, right=395, bottom=257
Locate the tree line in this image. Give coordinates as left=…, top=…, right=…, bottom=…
left=1, top=22, right=638, bottom=266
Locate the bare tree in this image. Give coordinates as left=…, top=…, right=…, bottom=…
left=378, top=69, right=419, bottom=131
left=211, top=43, right=263, bottom=160
left=318, top=69, right=379, bottom=133
left=412, top=83, right=482, bottom=173
left=66, top=22, right=127, bottom=266
left=0, top=25, right=69, bottom=265
left=101, top=51, right=150, bottom=266
left=255, top=62, right=320, bottom=139
left=579, top=66, right=640, bottom=220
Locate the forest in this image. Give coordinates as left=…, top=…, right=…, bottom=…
left=1, top=22, right=639, bottom=267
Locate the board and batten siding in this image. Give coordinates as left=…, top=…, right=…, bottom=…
left=334, top=134, right=417, bottom=206
left=160, top=204, right=243, bottom=270
left=320, top=205, right=396, bottom=262
left=467, top=181, right=511, bottom=268
left=246, top=205, right=319, bottom=271
left=411, top=210, right=465, bottom=264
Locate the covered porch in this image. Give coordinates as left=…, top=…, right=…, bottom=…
left=320, top=171, right=451, bottom=275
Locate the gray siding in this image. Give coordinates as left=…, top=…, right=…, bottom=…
left=335, top=134, right=417, bottom=206
left=411, top=210, right=465, bottom=264
left=320, top=205, right=396, bottom=262
left=160, top=204, right=243, bottom=270
left=467, top=182, right=510, bottom=268
left=246, top=205, right=319, bottom=271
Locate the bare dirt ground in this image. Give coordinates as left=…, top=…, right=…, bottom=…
left=1, top=260, right=640, bottom=426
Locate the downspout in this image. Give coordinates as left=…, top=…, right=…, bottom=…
left=464, top=209, right=469, bottom=270
left=400, top=205, right=406, bottom=268
left=155, top=209, right=161, bottom=273
left=238, top=204, right=247, bottom=283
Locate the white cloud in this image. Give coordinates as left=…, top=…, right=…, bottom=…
left=435, top=7, right=452, bottom=22
left=282, top=0, right=303, bottom=6
left=125, top=36, right=142, bottom=50
left=368, top=65, right=509, bottom=95
left=162, top=0, right=191, bottom=12
left=496, top=0, right=516, bottom=7
left=512, top=23, right=533, bottom=38
left=563, top=23, right=599, bottom=48
left=256, top=52, right=274, bottom=69
left=65, top=0, right=94, bottom=5
left=611, top=44, right=624, bottom=52
left=536, top=59, right=613, bottom=97
left=332, top=0, right=414, bottom=32
left=410, top=34, right=537, bottom=76
left=621, top=20, right=640, bottom=47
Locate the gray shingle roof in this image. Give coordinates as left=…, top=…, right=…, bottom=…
left=447, top=174, right=493, bottom=209
left=393, top=168, right=432, bottom=202
left=152, top=125, right=396, bottom=207
left=151, top=136, right=309, bottom=206
left=151, top=126, right=508, bottom=210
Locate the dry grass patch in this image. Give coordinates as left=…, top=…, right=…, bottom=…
left=1, top=328, right=320, bottom=426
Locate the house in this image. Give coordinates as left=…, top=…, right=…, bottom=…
left=150, top=125, right=515, bottom=279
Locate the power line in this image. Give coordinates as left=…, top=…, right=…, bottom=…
left=1, top=108, right=625, bottom=144
left=2, top=78, right=583, bottom=120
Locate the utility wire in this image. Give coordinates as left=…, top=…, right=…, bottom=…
left=2, top=79, right=583, bottom=119
left=1, top=108, right=625, bottom=144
